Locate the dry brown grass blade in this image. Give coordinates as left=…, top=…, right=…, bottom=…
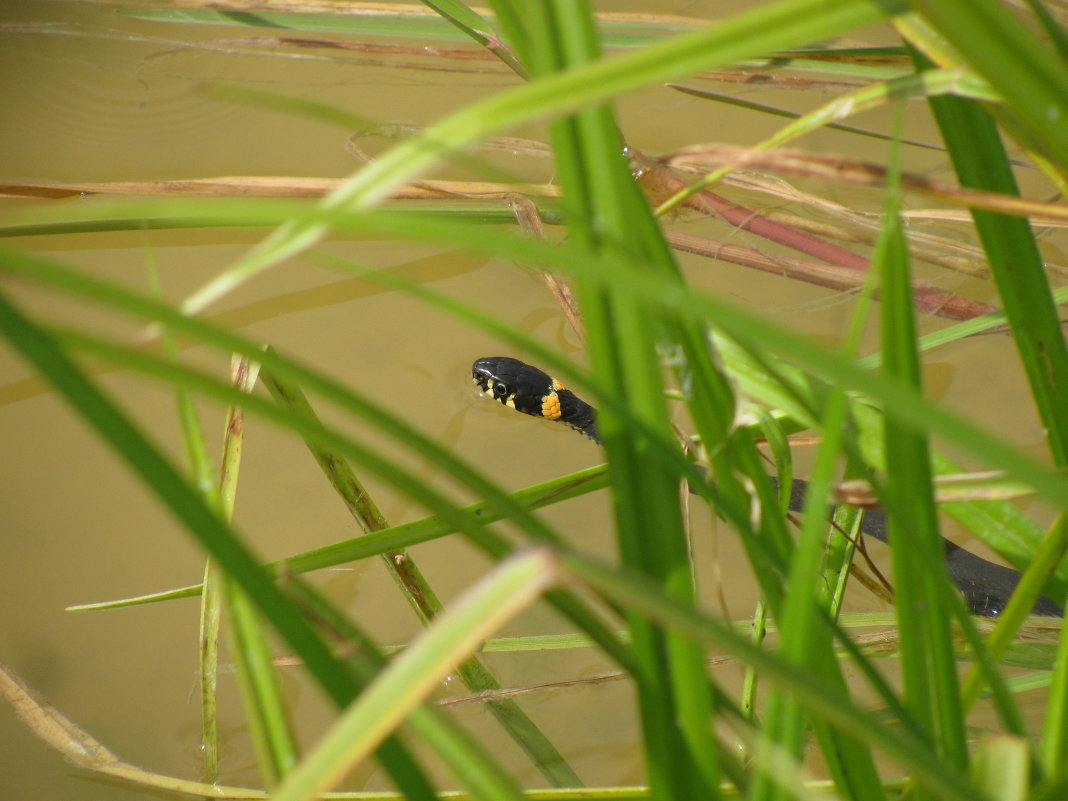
left=73, top=0, right=707, bottom=29
left=669, top=144, right=1068, bottom=224
left=510, top=195, right=585, bottom=344
left=0, top=176, right=559, bottom=201
left=722, top=171, right=1067, bottom=279
left=635, top=148, right=877, bottom=270
left=266, top=35, right=498, bottom=61
left=635, top=149, right=999, bottom=321
left=0, top=660, right=265, bottom=799
left=3, top=171, right=997, bottom=320
left=38, top=3, right=871, bottom=90
left=347, top=123, right=554, bottom=160
left=0, top=21, right=505, bottom=75
left=438, top=653, right=738, bottom=708
left=721, top=173, right=998, bottom=278
left=435, top=628, right=934, bottom=709
left=687, top=73, right=868, bottom=90
left=834, top=471, right=1045, bottom=507
left=666, top=231, right=996, bottom=321
left=72, top=0, right=448, bottom=14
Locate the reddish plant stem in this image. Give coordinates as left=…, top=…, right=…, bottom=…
left=630, top=149, right=997, bottom=321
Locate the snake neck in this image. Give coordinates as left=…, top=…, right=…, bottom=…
left=558, top=390, right=600, bottom=444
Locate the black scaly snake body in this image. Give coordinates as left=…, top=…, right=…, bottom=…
left=472, top=356, right=1062, bottom=618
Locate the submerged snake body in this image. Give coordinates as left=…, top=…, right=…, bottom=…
left=472, top=355, right=1062, bottom=618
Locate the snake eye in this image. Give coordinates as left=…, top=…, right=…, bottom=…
left=492, top=381, right=510, bottom=400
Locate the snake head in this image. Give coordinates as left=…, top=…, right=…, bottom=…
left=472, top=357, right=560, bottom=417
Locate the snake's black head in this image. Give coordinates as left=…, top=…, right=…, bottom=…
left=472, top=356, right=600, bottom=443
left=472, top=357, right=558, bottom=417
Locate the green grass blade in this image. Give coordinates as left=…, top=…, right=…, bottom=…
left=271, top=549, right=557, bottom=801
left=0, top=290, right=340, bottom=695
left=0, top=200, right=548, bottom=240
left=69, top=465, right=609, bottom=611
left=419, top=0, right=527, bottom=76
left=18, top=0, right=1068, bottom=794
left=219, top=358, right=301, bottom=786
left=227, top=583, right=298, bottom=785
left=754, top=262, right=885, bottom=800
left=419, top=0, right=498, bottom=43
left=876, top=119, right=967, bottom=772
left=127, top=7, right=483, bottom=41
left=306, top=246, right=976, bottom=748
left=154, top=262, right=228, bottom=784
left=0, top=289, right=441, bottom=801
left=1042, top=536, right=1068, bottom=772
left=39, top=320, right=635, bottom=675
left=173, top=0, right=904, bottom=318
left=280, top=577, right=553, bottom=801
left=125, top=4, right=900, bottom=55
left=198, top=359, right=242, bottom=784
left=857, top=286, right=1068, bottom=368
left=5, top=207, right=1065, bottom=582
left=910, top=55, right=1068, bottom=750
left=198, top=558, right=223, bottom=783
left=669, top=62, right=998, bottom=138
left=320, top=245, right=1063, bottom=602
left=260, top=363, right=582, bottom=787
left=1020, top=0, right=1068, bottom=68
left=258, top=363, right=428, bottom=596
left=559, top=549, right=983, bottom=801
left=961, top=514, right=1068, bottom=721
left=917, top=55, right=1068, bottom=469
left=516, top=0, right=731, bottom=793
left=5, top=221, right=1067, bottom=508
left=907, top=0, right=1068, bottom=169
left=972, top=733, right=1029, bottom=801
left=0, top=248, right=574, bottom=555
left=752, top=392, right=847, bottom=801
left=657, top=66, right=997, bottom=215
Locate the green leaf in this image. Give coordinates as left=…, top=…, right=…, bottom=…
left=271, top=549, right=556, bottom=801
left=907, top=0, right=1068, bottom=169
left=0, top=288, right=441, bottom=801
left=172, top=0, right=906, bottom=317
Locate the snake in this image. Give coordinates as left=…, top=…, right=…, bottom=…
left=472, top=355, right=1062, bottom=618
